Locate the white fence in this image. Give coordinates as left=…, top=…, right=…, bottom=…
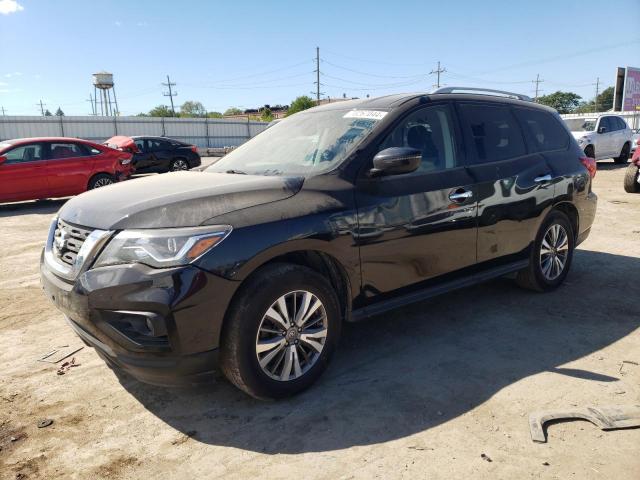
left=0, top=116, right=269, bottom=148
left=561, top=111, right=640, bottom=129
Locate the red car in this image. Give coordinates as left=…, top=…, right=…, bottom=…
left=0, top=137, right=133, bottom=203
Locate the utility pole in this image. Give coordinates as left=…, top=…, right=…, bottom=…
left=0, top=106, right=6, bottom=116
left=594, top=77, right=600, bottom=113
left=532, top=73, right=544, bottom=101
left=37, top=100, right=46, bottom=116
left=87, top=93, right=96, bottom=115
left=162, top=75, right=178, bottom=116
left=429, top=61, right=446, bottom=88
left=315, top=47, right=321, bottom=104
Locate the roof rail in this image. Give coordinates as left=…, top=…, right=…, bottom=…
left=431, top=86, right=532, bottom=102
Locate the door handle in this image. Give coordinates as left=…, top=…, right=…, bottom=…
left=534, top=174, right=552, bottom=183
left=449, top=189, right=473, bottom=203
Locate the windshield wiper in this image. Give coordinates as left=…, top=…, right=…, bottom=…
left=225, top=169, right=247, bottom=175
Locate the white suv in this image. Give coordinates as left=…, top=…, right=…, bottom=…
left=564, top=115, right=633, bottom=164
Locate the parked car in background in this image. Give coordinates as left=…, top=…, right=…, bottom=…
left=623, top=143, right=640, bottom=193
left=563, top=115, right=632, bottom=163
left=104, top=136, right=201, bottom=173
left=41, top=88, right=597, bottom=399
left=0, top=137, right=132, bottom=203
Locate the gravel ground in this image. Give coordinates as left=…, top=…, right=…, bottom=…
left=1, top=162, right=639, bottom=479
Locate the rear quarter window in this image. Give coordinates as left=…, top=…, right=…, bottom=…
left=513, top=108, right=569, bottom=153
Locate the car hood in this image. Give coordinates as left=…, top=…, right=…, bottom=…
left=58, top=171, right=304, bottom=229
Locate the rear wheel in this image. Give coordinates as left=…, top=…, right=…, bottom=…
left=220, top=263, right=341, bottom=399
left=88, top=173, right=114, bottom=190
left=614, top=143, right=630, bottom=164
left=516, top=211, right=574, bottom=292
left=623, top=163, right=640, bottom=193
left=169, top=158, right=189, bottom=171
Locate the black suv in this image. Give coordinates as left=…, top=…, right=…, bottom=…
left=41, top=88, right=597, bottom=399
left=105, top=136, right=201, bottom=173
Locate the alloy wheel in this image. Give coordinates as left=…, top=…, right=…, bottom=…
left=255, top=290, right=328, bottom=382
left=171, top=159, right=189, bottom=171
left=539, top=223, right=569, bottom=281
left=93, top=178, right=113, bottom=188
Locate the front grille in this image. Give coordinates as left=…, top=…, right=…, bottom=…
left=53, top=219, right=93, bottom=266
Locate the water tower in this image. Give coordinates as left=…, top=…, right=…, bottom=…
left=92, top=71, right=119, bottom=116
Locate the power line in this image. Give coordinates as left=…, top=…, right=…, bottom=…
left=162, top=75, right=177, bottom=116
left=322, top=59, right=423, bottom=79
left=323, top=49, right=430, bottom=67
left=429, top=61, right=446, bottom=88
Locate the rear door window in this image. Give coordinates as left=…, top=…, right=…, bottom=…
left=148, top=139, right=171, bottom=151
left=458, top=103, right=526, bottom=163
left=4, top=143, right=44, bottom=164
left=513, top=108, right=569, bottom=153
left=614, top=117, right=628, bottom=130
left=47, top=142, right=88, bottom=159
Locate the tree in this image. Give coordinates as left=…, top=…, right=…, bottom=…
left=180, top=100, right=206, bottom=118
left=260, top=107, right=273, bottom=122
left=44, top=109, right=52, bottom=116
left=286, top=96, right=315, bottom=116
left=148, top=105, right=173, bottom=117
left=595, top=86, right=614, bottom=112
left=55, top=107, right=64, bottom=116
left=207, top=111, right=223, bottom=118
left=223, top=107, right=243, bottom=116
left=536, top=91, right=582, bottom=114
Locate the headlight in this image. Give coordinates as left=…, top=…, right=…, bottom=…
left=578, top=136, right=591, bottom=145
left=93, top=225, right=232, bottom=269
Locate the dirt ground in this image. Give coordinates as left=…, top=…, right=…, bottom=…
left=1, top=162, right=639, bottom=480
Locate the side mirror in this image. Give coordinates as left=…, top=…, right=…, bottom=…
left=597, top=126, right=607, bottom=134
left=0, top=155, right=6, bottom=165
left=371, top=147, right=421, bottom=176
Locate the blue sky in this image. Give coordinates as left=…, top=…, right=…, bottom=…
left=1, top=0, right=639, bottom=115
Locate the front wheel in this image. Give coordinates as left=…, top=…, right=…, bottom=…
left=614, top=143, right=630, bottom=164
left=623, top=163, right=640, bottom=193
left=516, top=211, right=574, bottom=292
left=220, top=263, right=341, bottom=399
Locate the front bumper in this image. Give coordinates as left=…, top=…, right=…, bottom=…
left=40, top=254, right=239, bottom=386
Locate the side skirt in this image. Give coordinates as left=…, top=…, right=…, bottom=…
left=350, top=260, right=529, bottom=322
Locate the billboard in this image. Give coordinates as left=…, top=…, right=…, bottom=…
left=615, top=66, right=640, bottom=112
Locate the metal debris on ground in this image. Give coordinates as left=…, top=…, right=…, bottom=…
left=481, top=453, right=492, bottom=462
left=38, top=346, right=84, bottom=364
left=56, top=357, right=80, bottom=375
left=529, top=405, right=640, bottom=443
left=619, top=360, right=638, bottom=374
left=37, top=419, right=53, bottom=428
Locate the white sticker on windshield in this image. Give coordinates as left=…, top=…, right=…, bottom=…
left=343, top=110, right=387, bottom=120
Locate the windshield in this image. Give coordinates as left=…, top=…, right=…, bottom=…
left=564, top=118, right=596, bottom=132
left=206, top=108, right=387, bottom=176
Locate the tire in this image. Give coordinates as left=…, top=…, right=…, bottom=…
left=169, top=158, right=189, bottom=171
left=516, top=210, right=575, bottom=292
left=623, top=163, right=640, bottom=193
left=220, top=263, right=341, bottom=399
left=614, top=143, right=630, bottom=164
left=88, top=173, right=115, bottom=190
